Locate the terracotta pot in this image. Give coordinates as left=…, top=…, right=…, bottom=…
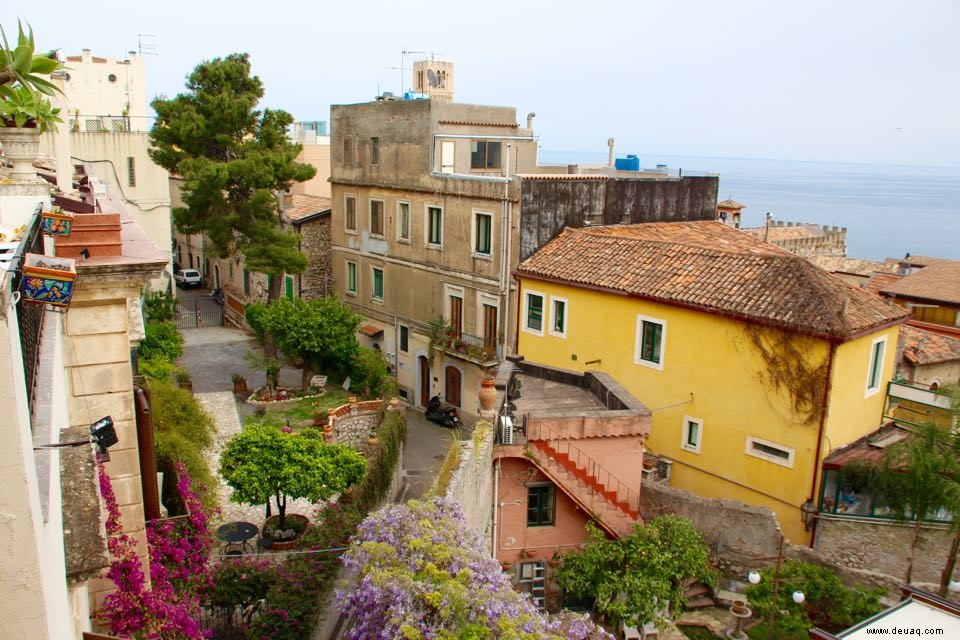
left=19, top=253, right=78, bottom=308
left=367, top=436, right=379, bottom=446
left=263, top=513, right=310, bottom=551
left=233, top=380, right=248, bottom=395
left=478, top=376, right=497, bottom=411
left=642, top=455, right=657, bottom=470
left=501, top=561, right=513, bottom=570
left=348, top=396, right=358, bottom=404
left=732, top=600, right=748, bottom=615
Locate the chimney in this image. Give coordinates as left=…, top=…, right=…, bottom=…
left=918, top=338, right=927, bottom=352
left=526, top=112, right=536, bottom=129
left=764, top=212, right=772, bottom=242
left=607, top=138, right=615, bottom=168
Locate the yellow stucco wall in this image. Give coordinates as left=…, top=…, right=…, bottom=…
left=516, top=278, right=900, bottom=543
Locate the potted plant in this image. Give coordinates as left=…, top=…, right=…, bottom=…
left=231, top=373, right=247, bottom=395
left=40, top=205, right=73, bottom=236
left=175, top=369, right=193, bottom=391
left=312, top=401, right=325, bottom=427
left=18, top=253, right=77, bottom=307
left=0, top=23, right=65, bottom=180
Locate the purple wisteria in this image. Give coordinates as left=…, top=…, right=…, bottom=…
left=96, top=460, right=213, bottom=639
left=337, top=497, right=613, bottom=639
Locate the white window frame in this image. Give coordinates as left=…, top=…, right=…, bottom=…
left=344, top=194, right=357, bottom=234
left=345, top=260, right=357, bottom=296
left=548, top=296, right=568, bottom=338
left=634, top=314, right=666, bottom=371
left=371, top=266, right=384, bottom=303
left=522, top=290, right=546, bottom=337
left=681, top=416, right=703, bottom=455
left=396, top=200, right=411, bottom=243
left=865, top=336, right=887, bottom=398
left=745, top=435, right=795, bottom=469
left=425, top=204, right=443, bottom=248
left=369, top=197, right=385, bottom=237
left=471, top=209, right=494, bottom=259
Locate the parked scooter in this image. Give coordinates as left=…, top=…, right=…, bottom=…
left=426, top=395, right=460, bottom=428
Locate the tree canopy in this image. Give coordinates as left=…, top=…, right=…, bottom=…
left=149, top=53, right=315, bottom=296
left=553, top=515, right=715, bottom=629
left=219, top=424, right=365, bottom=529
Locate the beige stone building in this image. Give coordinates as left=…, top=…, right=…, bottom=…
left=329, top=93, right=719, bottom=415
left=289, top=121, right=332, bottom=199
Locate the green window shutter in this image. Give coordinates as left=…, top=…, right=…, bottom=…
left=285, top=275, right=294, bottom=300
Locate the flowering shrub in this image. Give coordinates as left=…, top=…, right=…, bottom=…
left=96, top=460, right=212, bottom=639
left=337, top=497, right=613, bottom=639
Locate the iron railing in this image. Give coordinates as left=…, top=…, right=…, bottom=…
left=9, top=205, right=47, bottom=417
left=527, top=421, right=640, bottom=516
left=439, top=330, right=502, bottom=366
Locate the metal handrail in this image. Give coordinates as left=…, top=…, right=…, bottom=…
left=527, top=421, right=639, bottom=514
left=9, top=205, right=47, bottom=418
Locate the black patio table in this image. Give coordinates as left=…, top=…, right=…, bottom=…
left=216, top=521, right=258, bottom=554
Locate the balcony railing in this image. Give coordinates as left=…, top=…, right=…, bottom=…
left=7, top=205, right=46, bottom=416
left=68, top=114, right=155, bottom=133
left=436, top=329, right=502, bottom=366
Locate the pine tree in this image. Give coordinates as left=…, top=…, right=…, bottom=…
left=149, top=53, right=315, bottom=304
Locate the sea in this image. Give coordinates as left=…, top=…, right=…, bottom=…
left=538, top=151, right=960, bottom=262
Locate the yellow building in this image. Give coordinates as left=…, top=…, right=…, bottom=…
left=514, top=221, right=908, bottom=543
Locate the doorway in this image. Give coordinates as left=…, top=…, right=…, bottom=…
left=444, top=366, right=462, bottom=408
left=418, top=356, right=431, bottom=407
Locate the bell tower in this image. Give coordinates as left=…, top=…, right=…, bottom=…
left=412, top=58, right=454, bottom=102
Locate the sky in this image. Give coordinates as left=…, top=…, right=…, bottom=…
left=4, top=0, right=959, bottom=166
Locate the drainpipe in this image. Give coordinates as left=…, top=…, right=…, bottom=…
left=503, top=144, right=512, bottom=355
left=807, top=340, right=837, bottom=547
left=492, top=458, right=501, bottom=557
left=134, top=385, right=162, bottom=521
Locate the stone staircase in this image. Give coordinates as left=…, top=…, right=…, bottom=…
left=526, top=438, right=639, bottom=538
left=682, top=579, right=716, bottom=610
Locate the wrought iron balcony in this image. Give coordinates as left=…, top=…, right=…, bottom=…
left=435, top=329, right=502, bottom=367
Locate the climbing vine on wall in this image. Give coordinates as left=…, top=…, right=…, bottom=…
left=742, top=324, right=830, bottom=425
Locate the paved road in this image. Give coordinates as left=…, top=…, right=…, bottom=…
left=401, top=407, right=475, bottom=501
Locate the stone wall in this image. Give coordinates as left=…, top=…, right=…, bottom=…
left=330, top=399, right=384, bottom=449
left=297, top=216, right=332, bottom=299
left=814, top=516, right=956, bottom=589
left=444, top=420, right=494, bottom=546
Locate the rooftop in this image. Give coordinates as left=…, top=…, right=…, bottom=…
left=880, top=259, right=960, bottom=306
left=283, top=194, right=332, bottom=222
left=822, top=422, right=911, bottom=470
left=716, top=198, right=745, bottom=209
left=808, top=255, right=897, bottom=277
left=901, top=324, right=960, bottom=366
left=516, top=221, right=908, bottom=341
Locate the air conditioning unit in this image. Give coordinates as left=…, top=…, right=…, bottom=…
left=500, top=415, right=513, bottom=445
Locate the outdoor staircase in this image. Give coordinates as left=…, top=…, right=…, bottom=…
left=682, top=579, right=716, bottom=610
left=526, top=438, right=640, bottom=538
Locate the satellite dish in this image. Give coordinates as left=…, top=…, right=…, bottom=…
left=427, top=69, right=439, bottom=88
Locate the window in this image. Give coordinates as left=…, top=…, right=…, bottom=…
left=440, top=141, right=455, bottom=173
left=527, top=484, right=555, bottom=526
left=399, top=325, right=409, bottom=353
left=372, top=267, right=383, bottom=302
left=745, top=436, right=795, bottom=468
left=284, top=275, right=294, bottom=300
left=681, top=416, right=702, bottom=454
left=369, top=199, right=384, bottom=236
left=243, top=269, right=250, bottom=296
left=127, top=156, right=136, bottom=187
left=482, top=302, right=498, bottom=354
left=549, top=296, right=567, bottom=338
left=634, top=315, right=666, bottom=370
left=343, top=137, right=354, bottom=166
left=345, top=195, right=357, bottom=232
left=474, top=211, right=492, bottom=256
left=346, top=261, right=357, bottom=295
left=865, top=336, right=887, bottom=397
left=519, top=561, right=546, bottom=612
left=370, top=137, right=380, bottom=165
left=523, top=291, right=545, bottom=335
left=449, top=294, right=463, bottom=337
left=397, top=201, right=411, bottom=242
left=427, top=205, right=443, bottom=246
left=471, top=140, right=501, bottom=169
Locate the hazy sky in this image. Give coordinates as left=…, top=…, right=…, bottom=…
left=4, top=0, right=959, bottom=166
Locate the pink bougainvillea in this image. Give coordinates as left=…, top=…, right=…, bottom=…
left=96, top=460, right=213, bottom=639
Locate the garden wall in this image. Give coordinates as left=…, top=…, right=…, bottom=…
left=330, top=399, right=384, bottom=449
left=444, top=421, right=495, bottom=547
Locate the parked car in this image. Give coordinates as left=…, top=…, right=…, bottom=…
left=174, top=268, right=203, bottom=288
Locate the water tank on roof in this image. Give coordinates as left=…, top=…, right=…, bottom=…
left=615, top=154, right=640, bottom=171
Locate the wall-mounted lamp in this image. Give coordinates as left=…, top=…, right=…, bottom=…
left=800, top=500, right=818, bottom=531
left=34, top=416, right=118, bottom=461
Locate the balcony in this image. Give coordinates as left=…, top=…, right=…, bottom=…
left=434, top=329, right=502, bottom=367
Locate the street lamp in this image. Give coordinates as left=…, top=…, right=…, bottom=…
left=736, top=535, right=805, bottom=640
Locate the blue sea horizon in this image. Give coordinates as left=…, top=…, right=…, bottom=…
left=538, top=150, right=960, bottom=262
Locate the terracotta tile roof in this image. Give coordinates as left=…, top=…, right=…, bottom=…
left=283, top=194, right=332, bottom=222
left=822, top=422, right=910, bottom=469
left=880, top=259, right=960, bottom=305
left=716, top=199, right=745, bottom=209
left=743, top=225, right=822, bottom=242
left=808, top=256, right=896, bottom=277
left=517, top=174, right=608, bottom=181
left=863, top=272, right=904, bottom=296
left=516, top=221, right=908, bottom=340
left=437, top=120, right=518, bottom=128
left=901, top=324, right=960, bottom=366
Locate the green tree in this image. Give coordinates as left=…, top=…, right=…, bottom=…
left=138, top=321, right=184, bottom=362
left=142, top=290, right=177, bottom=323
left=219, top=424, right=365, bottom=530
left=254, top=296, right=361, bottom=388
left=554, top=515, right=715, bottom=629
left=350, top=347, right=393, bottom=399
left=148, top=54, right=315, bottom=313
left=843, top=417, right=960, bottom=587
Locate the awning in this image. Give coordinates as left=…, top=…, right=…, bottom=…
left=359, top=324, right=384, bottom=337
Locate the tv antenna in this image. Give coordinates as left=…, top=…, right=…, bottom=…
left=138, top=34, right=158, bottom=56
left=400, top=48, right=424, bottom=94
